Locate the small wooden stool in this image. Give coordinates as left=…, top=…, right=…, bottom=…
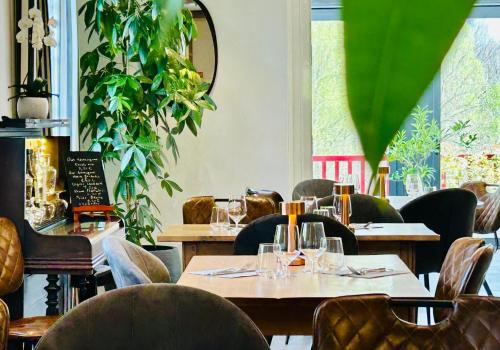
left=9, top=316, right=59, bottom=349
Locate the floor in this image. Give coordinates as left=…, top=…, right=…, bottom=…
left=270, top=234, right=500, bottom=349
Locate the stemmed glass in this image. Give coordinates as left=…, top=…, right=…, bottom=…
left=332, top=194, right=351, bottom=223
left=274, top=224, right=300, bottom=278
left=405, top=174, right=424, bottom=197
left=227, top=195, right=247, bottom=231
left=299, top=222, right=326, bottom=273
left=300, top=196, right=318, bottom=214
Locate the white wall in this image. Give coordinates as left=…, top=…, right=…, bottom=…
left=0, top=1, right=13, bottom=116
left=150, top=0, right=294, bottom=225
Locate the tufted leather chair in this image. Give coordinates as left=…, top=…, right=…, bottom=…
left=399, top=189, right=477, bottom=278
left=246, top=188, right=284, bottom=214
left=0, top=300, right=8, bottom=350
left=234, top=213, right=358, bottom=255
left=434, top=237, right=494, bottom=322
left=313, top=294, right=500, bottom=350
left=318, top=194, right=404, bottom=223
left=0, top=217, right=59, bottom=348
left=292, top=179, right=336, bottom=200
left=36, top=284, right=270, bottom=350
left=103, top=237, right=170, bottom=288
left=182, top=195, right=276, bottom=225
left=182, top=196, right=216, bottom=224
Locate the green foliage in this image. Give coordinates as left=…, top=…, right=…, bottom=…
left=343, top=0, right=475, bottom=173
left=387, top=106, right=477, bottom=187
left=79, top=0, right=216, bottom=245
left=9, top=77, right=57, bottom=100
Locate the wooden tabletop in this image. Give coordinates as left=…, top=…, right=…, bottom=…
left=177, top=255, right=432, bottom=299
left=157, top=223, right=439, bottom=242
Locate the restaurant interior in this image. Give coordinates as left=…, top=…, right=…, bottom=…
left=0, top=0, right=499, bottom=349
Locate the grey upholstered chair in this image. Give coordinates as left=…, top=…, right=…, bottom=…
left=103, top=237, right=170, bottom=288
left=36, top=284, right=270, bottom=350
left=292, top=179, right=336, bottom=200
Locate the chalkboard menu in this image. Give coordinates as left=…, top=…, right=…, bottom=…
left=64, top=152, right=110, bottom=208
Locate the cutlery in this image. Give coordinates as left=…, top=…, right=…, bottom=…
left=347, top=266, right=393, bottom=275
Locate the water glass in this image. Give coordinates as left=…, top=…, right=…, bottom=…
left=257, top=243, right=280, bottom=279
left=405, top=174, right=424, bottom=197
left=228, top=195, right=247, bottom=230
left=318, top=237, right=344, bottom=273
left=300, top=196, right=318, bottom=213
left=274, top=224, right=300, bottom=277
left=299, top=222, right=326, bottom=273
left=313, top=209, right=331, bottom=218
left=210, top=207, right=230, bottom=231
left=332, top=194, right=351, bottom=223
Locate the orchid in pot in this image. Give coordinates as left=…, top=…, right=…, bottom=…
left=10, top=7, right=58, bottom=119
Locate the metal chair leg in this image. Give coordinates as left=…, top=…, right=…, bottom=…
left=484, top=280, right=493, bottom=296
left=285, top=335, right=291, bottom=345
left=494, top=231, right=499, bottom=250
left=424, top=274, right=431, bottom=324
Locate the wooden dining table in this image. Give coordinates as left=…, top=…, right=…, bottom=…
left=157, top=223, right=440, bottom=272
left=178, top=255, right=432, bottom=335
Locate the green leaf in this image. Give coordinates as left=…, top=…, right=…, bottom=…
left=121, top=147, right=134, bottom=171
left=343, top=0, right=475, bottom=172
left=134, top=147, right=147, bottom=173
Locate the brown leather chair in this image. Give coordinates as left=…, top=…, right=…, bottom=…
left=182, top=195, right=276, bottom=224
left=461, top=181, right=500, bottom=248
left=0, top=300, right=8, bottom=350
left=246, top=188, right=283, bottom=213
left=36, top=284, right=270, bottom=350
left=433, top=237, right=494, bottom=322
left=313, top=294, right=500, bottom=350
left=0, top=217, right=59, bottom=349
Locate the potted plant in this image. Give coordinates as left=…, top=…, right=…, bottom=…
left=10, top=7, right=58, bottom=119
left=387, top=105, right=477, bottom=192
left=79, top=0, right=216, bottom=281
left=9, top=78, right=58, bottom=119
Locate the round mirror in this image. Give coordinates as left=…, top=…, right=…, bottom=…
left=185, top=0, right=218, bottom=95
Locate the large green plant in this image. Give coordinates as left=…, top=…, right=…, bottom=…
left=343, top=0, right=476, bottom=174
left=79, top=0, right=216, bottom=245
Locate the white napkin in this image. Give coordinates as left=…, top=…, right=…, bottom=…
left=189, top=267, right=255, bottom=276
left=219, top=271, right=258, bottom=278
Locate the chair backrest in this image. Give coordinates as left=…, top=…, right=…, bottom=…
left=234, top=213, right=358, bottom=255
left=0, top=299, right=8, bottom=350
left=246, top=188, right=284, bottom=213
left=103, top=237, right=170, bottom=288
left=434, top=237, right=494, bottom=322
left=460, top=182, right=500, bottom=234
left=241, top=196, right=276, bottom=224
left=0, top=217, right=24, bottom=297
left=399, top=189, right=477, bottom=274
left=317, top=194, right=403, bottom=223
left=313, top=294, right=500, bottom=350
left=183, top=196, right=215, bottom=224
left=36, top=284, right=270, bottom=350
left=292, top=179, right=336, bottom=200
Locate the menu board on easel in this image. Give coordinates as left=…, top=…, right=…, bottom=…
left=64, top=152, right=113, bottom=223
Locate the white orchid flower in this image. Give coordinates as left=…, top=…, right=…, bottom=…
left=32, top=40, right=44, bottom=50
left=33, top=16, right=44, bottom=28
left=18, top=17, right=33, bottom=30
left=47, top=17, right=57, bottom=28
left=43, top=36, right=57, bottom=47
left=15, top=30, right=29, bottom=44
left=28, top=7, right=42, bottom=19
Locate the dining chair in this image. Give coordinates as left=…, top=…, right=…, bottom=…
left=103, top=237, right=170, bottom=288
left=433, top=237, right=494, bottom=323
left=246, top=188, right=284, bottom=213
left=399, top=189, right=477, bottom=294
left=313, top=294, right=500, bottom=350
left=0, top=300, right=8, bottom=350
left=461, top=181, right=500, bottom=248
left=36, top=284, right=270, bottom=350
left=292, top=179, right=336, bottom=200
left=317, top=194, right=404, bottom=223
left=0, top=217, right=59, bottom=349
left=233, top=213, right=358, bottom=255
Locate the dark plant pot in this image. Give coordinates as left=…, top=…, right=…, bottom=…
left=143, top=245, right=182, bottom=283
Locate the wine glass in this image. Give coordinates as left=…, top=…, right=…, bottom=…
left=405, top=174, right=424, bottom=197
left=227, top=195, right=247, bottom=231
left=274, top=224, right=300, bottom=278
left=318, top=237, right=344, bottom=274
left=300, top=196, right=318, bottom=213
left=210, top=207, right=230, bottom=232
left=299, top=222, right=326, bottom=273
left=332, top=194, right=351, bottom=224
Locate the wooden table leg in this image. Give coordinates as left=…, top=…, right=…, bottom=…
left=182, top=242, right=234, bottom=270
left=44, top=274, right=60, bottom=316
